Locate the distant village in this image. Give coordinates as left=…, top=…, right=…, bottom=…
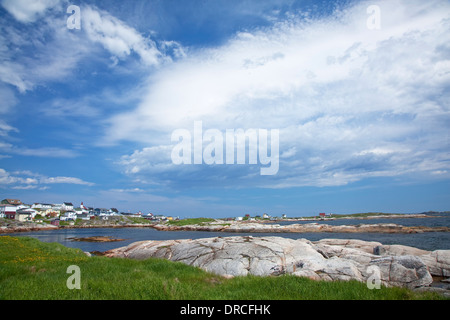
left=0, top=198, right=176, bottom=224
left=0, top=198, right=335, bottom=225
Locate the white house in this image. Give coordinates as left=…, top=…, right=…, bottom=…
left=80, top=202, right=90, bottom=213
left=60, top=210, right=77, bottom=221
left=76, top=213, right=92, bottom=220
left=16, top=210, right=32, bottom=222
left=43, top=208, right=60, bottom=217
left=61, top=202, right=74, bottom=211
left=0, top=205, right=8, bottom=218
left=75, top=202, right=89, bottom=214
left=16, top=208, right=37, bottom=221
left=52, top=204, right=63, bottom=210
left=107, top=209, right=121, bottom=216
left=95, top=208, right=109, bottom=215
left=142, top=212, right=154, bottom=219
left=75, top=202, right=93, bottom=220
left=16, top=204, right=30, bottom=210
left=21, top=208, right=37, bottom=218
left=31, top=203, right=52, bottom=210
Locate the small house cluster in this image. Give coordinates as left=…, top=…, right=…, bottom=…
left=233, top=213, right=288, bottom=221
left=319, top=212, right=333, bottom=219
left=0, top=198, right=175, bottom=224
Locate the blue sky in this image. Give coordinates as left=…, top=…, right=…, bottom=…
left=1, top=0, right=449, bottom=218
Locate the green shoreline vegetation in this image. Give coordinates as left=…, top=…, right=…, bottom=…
left=167, top=217, right=216, bottom=226
left=0, top=236, right=445, bottom=300
left=295, top=212, right=428, bottom=219
left=1, top=212, right=443, bottom=233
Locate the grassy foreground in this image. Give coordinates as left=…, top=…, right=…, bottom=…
left=0, top=236, right=444, bottom=300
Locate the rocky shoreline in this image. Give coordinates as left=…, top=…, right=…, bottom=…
left=104, top=235, right=450, bottom=296
left=1, top=219, right=449, bottom=234
left=151, top=221, right=450, bottom=233
left=67, top=236, right=125, bottom=242
left=2, top=216, right=449, bottom=296
left=0, top=221, right=156, bottom=234
left=0, top=223, right=59, bottom=233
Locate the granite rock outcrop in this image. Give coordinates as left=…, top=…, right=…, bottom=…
left=104, top=236, right=450, bottom=290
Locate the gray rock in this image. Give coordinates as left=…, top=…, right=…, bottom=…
left=419, top=250, right=450, bottom=277
left=313, top=239, right=382, bottom=254
left=369, top=255, right=433, bottom=288
left=104, top=236, right=445, bottom=289
left=373, top=244, right=429, bottom=256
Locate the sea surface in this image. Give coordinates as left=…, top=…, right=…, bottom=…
left=3, top=212, right=450, bottom=252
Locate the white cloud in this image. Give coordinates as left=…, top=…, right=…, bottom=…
left=107, top=0, right=450, bottom=135
left=110, top=188, right=145, bottom=193
left=118, top=145, right=178, bottom=176
left=0, top=4, right=95, bottom=94
left=0, top=3, right=176, bottom=96
left=0, top=62, right=33, bottom=93
left=0, top=168, right=94, bottom=189
left=1, top=0, right=61, bottom=23
left=82, top=5, right=166, bottom=67
left=41, top=176, right=94, bottom=186
left=0, top=121, right=18, bottom=137
left=111, top=0, right=450, bottom=188
left=0, top=4, right=151, bottom=159
left=0, top=142, right=78, bottom=158
left=0, top=168, right=37, bottom=185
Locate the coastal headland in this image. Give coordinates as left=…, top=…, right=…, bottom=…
left=2, top=212, right=449, bottom=297
left=1, top=213, right=449, bottom=234
left=151, top=220, right=450, bottom=234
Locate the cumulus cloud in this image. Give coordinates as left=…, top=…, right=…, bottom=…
left=0, top=2, right=92, bottom=95
left=40, top=176, right=94, bottom=185
left=119, top=145, right=174, bottom=175
left=0, top=168, right=94, bottom=189
left=0, top=3, right=177, bottom=162
left=111, top=0, right=450, bottom=188
left=0, top=3, right=175, bottom=95
left=82, top=5, right=167, bottom=67
left=1, top=0, right=61, bottom=23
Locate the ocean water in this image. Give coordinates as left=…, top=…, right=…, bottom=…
left=276, top=212, right=450, bottom=228
left=3, top=213, right=449, bottom=252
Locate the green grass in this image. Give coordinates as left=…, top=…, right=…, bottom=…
left=125, top=217, right=154, bottom=224
left=0, top=236, right=445, bottom=300
left=167, top=217, right=215, bottom=226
